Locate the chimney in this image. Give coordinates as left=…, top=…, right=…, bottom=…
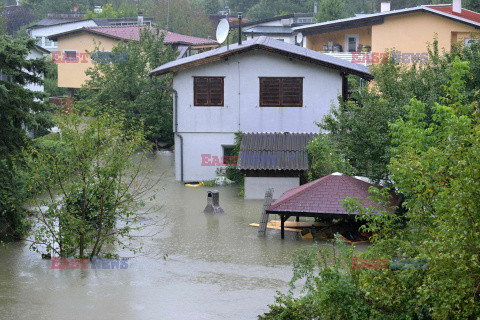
left=238, top=12, right=243, bottom=45
left=381, top=2, right=391, bottom=12
left=138, top=10, right=144, bottom=26
left=453, top=0, right=461, bottom=14
left=314, top=2, right=318, bottom=14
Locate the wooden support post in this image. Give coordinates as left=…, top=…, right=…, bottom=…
left=280, top=215, right=290, bottom=239
left=258, top=188, right=274, bottom=237
left=296, top=216, right=300, bottom=222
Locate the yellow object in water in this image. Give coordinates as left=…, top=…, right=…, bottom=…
left=185, top=182, right=204, bottom=187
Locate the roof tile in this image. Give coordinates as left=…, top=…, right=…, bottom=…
left=267, top=173, right=401, bottom=216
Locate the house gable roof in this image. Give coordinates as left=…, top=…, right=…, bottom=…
left=48, top=26, right=218, bottom=47
left=293, top=5, right=480, bottom=35
left=237, top=132, right=318, bottom=171
left=266, top=173, right=401, bottom=217
left=149, top=36, right=373, bottom=79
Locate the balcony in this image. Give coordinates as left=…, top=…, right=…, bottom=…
left=321, top=51, right=373, bottom=66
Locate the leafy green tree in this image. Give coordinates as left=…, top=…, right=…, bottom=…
left=317, top=39, right=480, bottom=182
left=200, top=0, right=221, bottom=14
left=43, top=60, right=68, bottom=98
left=80, top=27, right=176, bottom=146
left=0, top=35, right=52, bottom=239
left=84, top=3, right=137, bottom=19
left=315, top=0, right=348, bottom=22
left=385, top=58, right=480, bottom=317
left=306, top=134, right=354, bottom=180
left=28, top=108, right=161, bottom=259
left=262, top=57, right=480, bottom=320
left=152, top=0, right=215, bottom=38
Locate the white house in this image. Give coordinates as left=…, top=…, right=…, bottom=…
left=242, top=13, right=315, bottom=44
left=25, top=45, right=50, bottom=93
left=27, top=14, right=98, bottom=52
left=149, top=36, right=372, bottom=183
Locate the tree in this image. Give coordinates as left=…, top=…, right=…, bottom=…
left=261, top=56, right=480, bottom=320
left=28, top=108, right=161, bottom=259
left=306, top=133, right=354, bottom=180
left=316, top=39, right=480, bottom=182
left=200, top=0, right=221, bottom=14
left=151, top=0, right=215, bottom=38
left=84, top=3, right=137, bottom=19
left=384, top=58, right=480, bottom=317
left=315, top=0, right=348, bottom=22
left=0, top=35, right=52, bottom=239
left=80, top=27, right=176, bottom=146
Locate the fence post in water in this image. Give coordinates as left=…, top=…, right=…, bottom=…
left=204, top=190, right=224, bottom=214
left=258, top=188, right=274, bottom=237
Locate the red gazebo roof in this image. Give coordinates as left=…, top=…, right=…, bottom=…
left=267, top=173, right=401, bottom=217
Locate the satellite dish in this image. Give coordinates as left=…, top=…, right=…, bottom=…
left=296, top=32, right=303, bottom=44
left=216, top=19, right=230, bottom=44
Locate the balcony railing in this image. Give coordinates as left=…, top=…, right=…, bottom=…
left=321, top=52, right=372, bottom=66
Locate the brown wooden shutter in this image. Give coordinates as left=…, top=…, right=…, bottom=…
left=194, top=77, right=224, bottom=106
left=209, top=77, right=224, bottom=106
left=194, top=78, right=209, bottom=106
left=282, top=78, right=302, bottom=106
left=260, top=77, right=302, bottom=107
left=260, top=78, right=281, bottom=106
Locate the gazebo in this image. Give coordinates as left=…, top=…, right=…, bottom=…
left=266, top=173, right=401, bottom=238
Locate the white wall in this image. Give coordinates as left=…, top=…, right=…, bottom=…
left=28, top=20, right=98, bottom=52
left=244, top=34, right=296, bottom=44
left=244, top=177, right=300, bottom=199
left=172, top=50, right=343, bottom=181
left=25, top=48, right=45, bottom=93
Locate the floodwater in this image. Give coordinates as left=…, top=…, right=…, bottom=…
left=0, top=151, right=345, bottom=320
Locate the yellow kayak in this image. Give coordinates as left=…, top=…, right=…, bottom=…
left=185, top=182, right=204, bottom=187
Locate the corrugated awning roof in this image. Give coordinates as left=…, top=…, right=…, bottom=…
left=149, top=36, right=373, bottom=79
left=267, top=173, right=401, bottom=217
left=237, top=132, right=317, bottom=171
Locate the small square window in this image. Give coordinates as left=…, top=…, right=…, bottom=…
left=63, top=50, right=78, bottom=62
left=194, top=77, right=224, bottom=106
left=222, top=146, right=237, bottom=165
left=45, top=38, right=54, bottom=47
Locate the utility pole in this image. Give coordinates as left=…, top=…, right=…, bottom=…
left=167, top=0, right=170, bottom=31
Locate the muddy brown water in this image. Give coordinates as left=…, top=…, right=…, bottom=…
left=0, top=151, right=364, bottom=319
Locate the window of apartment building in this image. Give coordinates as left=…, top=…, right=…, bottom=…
left=45, top=38, right=54, bottom=47
left=222, top=145, right=236, bottom=165
left=194, top=77, right=224, bottom=106
left=298, top=18, right=313, bottom=23
left=63, top=50, right=78, bottom=62
left=259, top=77, right=303, bottom=107
left=465, top=38, right=478, bottom=47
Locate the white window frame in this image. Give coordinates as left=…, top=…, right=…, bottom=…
left=63, top=50, right=78, bottom=62
left=465, top=37, right=478, bottom=47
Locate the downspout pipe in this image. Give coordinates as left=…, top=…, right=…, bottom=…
left=150, top=75, right=184, bottom=182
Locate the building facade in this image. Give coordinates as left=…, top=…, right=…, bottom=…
left=150, top=37, right=371, bottom=182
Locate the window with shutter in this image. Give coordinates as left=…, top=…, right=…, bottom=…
left=194, top=77, right=224, bottom=106
left=259, top=77, right=302, bottom=107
